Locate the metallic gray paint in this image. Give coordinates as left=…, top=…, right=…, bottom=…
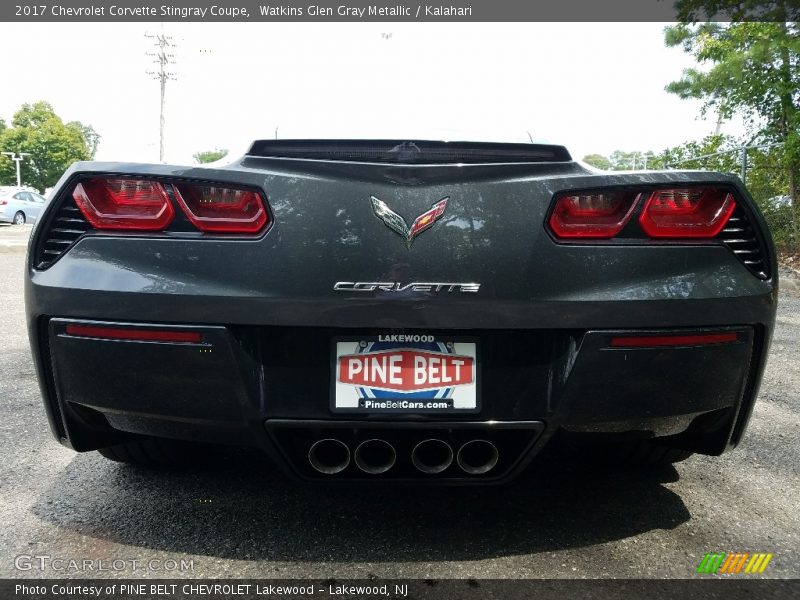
left=24, top=149, right=778, bottom=473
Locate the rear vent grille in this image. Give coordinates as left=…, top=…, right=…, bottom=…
left=247, top=139, right=572, bottom=164
left=717, top=206, right=769, bottom=279
left=36, top=196, right=92, bottom=269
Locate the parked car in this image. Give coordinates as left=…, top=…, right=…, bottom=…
left=25, top=139, right=777, bottom=483
left=765, top=195, right=792, bottom=208
left=0, top=188, right=48, bottom=225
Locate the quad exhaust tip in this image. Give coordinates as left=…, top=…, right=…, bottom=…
left=354, top=438, right=396, bottom=474
left=412, top=439, right=454, bottom=474
left=308, top=437, right=498, bottom=477
left=308, top=438, right=351, bottom=475
left=457, top=439, right=499, bottom=475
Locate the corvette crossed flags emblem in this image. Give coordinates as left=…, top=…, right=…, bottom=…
left=370, top=196, right=449, bottom=248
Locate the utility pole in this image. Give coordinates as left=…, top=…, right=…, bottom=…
left=1, top=152, right=31, bottom=188
left=145, top=31, right=177, bottom=163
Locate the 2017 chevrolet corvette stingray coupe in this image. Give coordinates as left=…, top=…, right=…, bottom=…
left=25, top=140, right=777, bottom=483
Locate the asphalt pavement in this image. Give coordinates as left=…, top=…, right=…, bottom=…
left=0, top=232, right=798, bottom=579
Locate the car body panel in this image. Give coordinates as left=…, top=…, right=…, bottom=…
left=24, top=143, right=778, bottom=482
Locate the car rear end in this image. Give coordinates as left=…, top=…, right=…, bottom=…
left=0, top=189, right=17, bottom=223
left=25, top=140, right=777, bottom=483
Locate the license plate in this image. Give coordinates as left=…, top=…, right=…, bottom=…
left=332, top=335, right=479, bottom=413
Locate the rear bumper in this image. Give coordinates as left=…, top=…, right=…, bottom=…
left=30, top=315, right=768, bottom=482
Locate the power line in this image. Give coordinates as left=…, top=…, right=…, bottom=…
left=145, top=31, right=177, bottom=163
left=668, top=142, right=785, bottom=184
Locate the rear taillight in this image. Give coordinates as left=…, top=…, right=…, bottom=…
left=548, top=192, right=638, bottom=238
left=73, top=178, right=174, bottom=230
left=174, top=184, right=268, bottom=233
left=639, top=188, right=736, bottom=238
left=548, top=186, right=739, bottom=241
left=70, top=177, right=270, bottom=234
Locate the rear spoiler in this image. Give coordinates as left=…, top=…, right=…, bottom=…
left=246, top=139, right=572, bottom=164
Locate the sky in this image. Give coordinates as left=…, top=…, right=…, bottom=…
left=0, top=22, right=744, bottom=165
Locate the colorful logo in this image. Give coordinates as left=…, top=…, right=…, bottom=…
left=696, top=552, right=773, bottom=574
left=370, top=196, right=449, bottom=248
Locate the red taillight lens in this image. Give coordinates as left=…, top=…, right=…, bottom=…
left=174, top=184, right=268, bottom=233
left=65, top=324, right=202, bottom=343
left=548, top=192, right=638, bottom=238
left=639, top=188, right=736, bottom=238
left=72, top=178, right=174, bottom=230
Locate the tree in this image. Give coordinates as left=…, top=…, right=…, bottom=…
left=0, top=118, right=11, bottom=184
left=68, top=121, right=100, bottom=158
left=582, top=154, right=612, bottom=170
left=664, top=3, right=800, bottom=212
left=655, top=134, right=740, bottom=172
left=193, top=149, right=228, bottom=164
left=0, top=102, right=98, bottom=192
left=582, top=151, right=660, bottom=170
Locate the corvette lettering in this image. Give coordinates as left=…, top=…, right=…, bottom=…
left=333, top=282, right=480, bottom=293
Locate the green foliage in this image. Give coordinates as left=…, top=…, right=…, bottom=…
left=760, top=202, right=798, bottom=252
left=0, top=101, right=98, bottom=192
left=664, top=9, right=799, bottom=243
left=193, top=149, right=228, bottom=164
left=747, top=145, right=790, bottom=204
left=581, top=154, right=612, bottom=170
left=0, top=151, right=12, bottom=186
left=656, top=134, right=741, bottom=172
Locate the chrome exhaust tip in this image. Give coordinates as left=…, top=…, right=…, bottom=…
left=411, top=439, right=454, bottom=474
left=457, top=439, right=499, bottom=475
left=308, top=438, right=351, bottom=475
left=354, top=439, right=396, bottom=474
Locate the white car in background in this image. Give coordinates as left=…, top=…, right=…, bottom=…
left=0, top=187, right=48, bottom=225
left=766, top=195, right=792, bottom=208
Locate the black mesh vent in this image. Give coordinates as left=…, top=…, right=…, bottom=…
left=247, top=139, right=572, bottom=164
left=36, top=196, right=92, bottom=269
left=717, top=206, right=769, bottom=279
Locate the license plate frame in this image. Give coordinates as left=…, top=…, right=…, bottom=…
left=331, top=335, right=480, bottom=414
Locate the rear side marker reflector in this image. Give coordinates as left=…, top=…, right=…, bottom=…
left=609, top=332, right=739, bottom=348
left=72, top=178, right=174, bottom=230
left=64, top=325, right=203, bottom=344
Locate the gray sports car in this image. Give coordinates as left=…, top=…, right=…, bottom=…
left=25, top=140, right=777, bottom=483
